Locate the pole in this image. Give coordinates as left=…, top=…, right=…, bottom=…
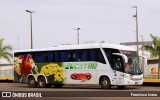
left=74, top=28, right=81, bottom=44
left=26, top=10, right=34, bottom=49
left=132, top=6, right=139, bottom=55
left=77, top=29, right=79, bottom=44
left=136, top=7, right=139, bottom=55
left=30, top=12, right=33, bottom=49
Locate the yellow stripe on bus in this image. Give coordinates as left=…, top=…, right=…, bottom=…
left=144, top=78, right=160, bottom=83
left=0, top=77, right=13, bottom=80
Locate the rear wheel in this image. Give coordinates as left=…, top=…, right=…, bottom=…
left=38, top=77, right=46, bottom=88
left=28, top=77, right=36, bottom=88
left=100, top=77, right=111, bottom=89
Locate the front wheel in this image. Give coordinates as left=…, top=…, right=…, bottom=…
left=100, top=77, right=111, bottom=89
left=38, top=77, right=46, bottom=88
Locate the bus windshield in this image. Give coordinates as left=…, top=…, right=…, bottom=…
left=121, top=51, right=142, bottom=75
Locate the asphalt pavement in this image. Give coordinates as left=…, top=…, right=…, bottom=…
left=0, top=82, right=160, bottom=100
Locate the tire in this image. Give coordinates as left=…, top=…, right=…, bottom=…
left=28, top=77, right=36, bottom=88
left=54, top=84, right=63, bottom=88
left=117, top=86, right=125, bottom=89
left=100, top=77, right=111, bottom=89
left=38, top=77, right=46, bottom=88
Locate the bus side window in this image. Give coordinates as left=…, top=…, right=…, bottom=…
left=48, top=52, right=53, bottom=62
left=54, top=52, right=59, bottom=62
left=52, top=52, right=55, bottom=62
left=112, top=55, right=124, bottom=72
left=90, top=50, right=95, bottom=61
left=81, top=50, right=87, bottom=61
left=74, top=51, right=79, bottom=61
left=95, top=50, right=99, bottom=62
left=86, top=50, right=91, bottom=61
left=14, top=53, right=19, bottom=57
left=98, top=49, right=106, bottom=64
left=60, top=51, right=69, bottom=62
left=69, top=51, right=75, bottom=61
left=78, top=50, right=82, bottom=61
left=35, top=52, right=39, bottom=62
left=104, top=48, right=121, bottom=67
left=23, top=53, right=28, bottom=59
left=35, top=52, right=48, bottom=62
left=35, top=52, right=42, bottom=63
left=45, top=52, right=48, bottom=62
left=105, top=49, right=112, bottom=66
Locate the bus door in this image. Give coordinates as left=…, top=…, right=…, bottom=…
left=112, top=55, right=124, bottom=85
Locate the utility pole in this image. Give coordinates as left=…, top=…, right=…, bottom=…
left=73, top=28, right=81, bottom=44
left=26, top=10, right=34, bottom=49
left=140, top=35, right=144, bottom=55
left=132, top=6, right=139, bottom=55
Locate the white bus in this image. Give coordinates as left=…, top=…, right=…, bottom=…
left=13, top=43, right=144, bottom=89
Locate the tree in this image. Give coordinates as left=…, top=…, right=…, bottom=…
left=142, top=34, right=160, bottom=78
left=0, top=38, right=13, bottom=63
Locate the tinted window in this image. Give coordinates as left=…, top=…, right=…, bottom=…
left=78, top=49, right=106, bottom=64
left=112, top=55, right=124, bottom=72
left=35, top=52, right=47, bottom=62
left=104, top=48, right=120, bottom=66
left=14, top=49, right=106, bottom=64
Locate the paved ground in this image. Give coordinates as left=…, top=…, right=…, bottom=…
left=0, top=83, right=160, bottom=91
left=0, top=83, right=160, bottom=100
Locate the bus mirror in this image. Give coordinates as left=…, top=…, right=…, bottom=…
left=139, top=55, right=147, bottom=64
left=112, top=53, right=128, bottom=63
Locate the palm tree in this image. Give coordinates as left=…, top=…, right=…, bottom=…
left=142, top=34, right=160, bottom=78
left=0, top=38, right=13, bottom=63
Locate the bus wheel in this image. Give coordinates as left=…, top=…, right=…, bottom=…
left=100, top=77, right=111, bottom=89
left=28, top=77, right=36, bottom=88
left=117, top=86, right=125, bottom=89
left=54, top=84, right=63, bottom=88
left=38, top=77, right=46, bottom=88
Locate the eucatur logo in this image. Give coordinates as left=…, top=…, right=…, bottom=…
left=2, top=92, right=11, bottom=97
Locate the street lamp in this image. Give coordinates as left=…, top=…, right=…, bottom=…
left=132, top=6, right=139, bottom=55
left=73, top=28, right=81, bottom=44
left=26, top=10, right=34, bottom=49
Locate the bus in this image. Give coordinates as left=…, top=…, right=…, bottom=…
left=143, top=58, right=160, bottom=83
left=13, top=43, right=144, bottom=89
left=0, top=64, right=13, bottom=81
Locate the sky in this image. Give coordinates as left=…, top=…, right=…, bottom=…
left=1, top=0, right=160, bottom=51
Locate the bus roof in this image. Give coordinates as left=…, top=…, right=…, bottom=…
left=14, top=43, right=136, bottom=53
